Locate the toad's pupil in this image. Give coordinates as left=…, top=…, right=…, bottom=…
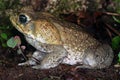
left=19, top=14, right=27, bottom=24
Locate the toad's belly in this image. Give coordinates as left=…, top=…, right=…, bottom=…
left=25, top=36, right=46, bottom=52
left=62, top=46, right=85, bottom=65
left=62, top=52, right=85, bottom=65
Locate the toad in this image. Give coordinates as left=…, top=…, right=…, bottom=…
left=10, top=8, right=113, bottom=69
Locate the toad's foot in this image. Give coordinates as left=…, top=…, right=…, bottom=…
left=32, top=47, right=67, bottom=69
left=32, top=52, right=66, bottom=69
left=18, top=51, right=46, bottom=66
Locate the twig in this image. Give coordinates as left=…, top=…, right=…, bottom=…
left=105, top=27, right=112, bottom=39
left=18, top=46, right=27, bottom=61
left=32, top=57, right=41, bottom=64
left=104, top=12, right=120, bottom=16
left=105, top=24, right=120, bottom=36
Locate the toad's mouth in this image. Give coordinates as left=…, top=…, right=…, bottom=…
left=10, top=15, right=25, bottom=34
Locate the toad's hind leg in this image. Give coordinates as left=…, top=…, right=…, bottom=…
left=77, top=44, right=113, bottom=69
left=32, top=47, right=67, bottom=69
left=18, top=51, right=46, bottom=66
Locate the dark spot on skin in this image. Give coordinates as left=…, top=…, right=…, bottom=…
left=96, top=55, right=99, bottom=57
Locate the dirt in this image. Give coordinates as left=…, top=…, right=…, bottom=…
left=0, top=47, right=120, bottom=80
left=0, top=63, right=120, bottom=80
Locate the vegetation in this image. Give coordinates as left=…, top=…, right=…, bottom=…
left=0, top=25, right=13, bottom=47
left=111, top=0, right=120, bottom=64
left=0, top=0, right=20, bottom=48
left=0, top=0, right=20, bottom=10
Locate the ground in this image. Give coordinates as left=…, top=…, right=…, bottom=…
left=0, top=46, right=120, bottom=80
left=0, top=63, right=120, bottom=80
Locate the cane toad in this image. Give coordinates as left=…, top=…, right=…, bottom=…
left=10, top=8, right=113, bottom=69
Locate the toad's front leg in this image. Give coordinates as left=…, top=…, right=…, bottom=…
left=18, top=51, right=46, bottom=66
left=32, top=46, right=67, bottom=69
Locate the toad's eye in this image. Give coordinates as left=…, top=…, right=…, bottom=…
left=19, top=14, right=28, bottom=24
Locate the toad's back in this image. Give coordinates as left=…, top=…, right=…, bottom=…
left=36, top=12, right=113, bottom=68
left=50, top=18, right=113, bottom=68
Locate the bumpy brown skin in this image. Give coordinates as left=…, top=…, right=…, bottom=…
left=10, top=9, right=113, bottom=69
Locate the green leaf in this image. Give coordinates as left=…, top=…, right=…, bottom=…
left=113, top=16, right=120, bottom=23
left=2, top=43, right=7, bottom=47
left=112, top=36, right=120, bottom=50
left=7, top=37, right=17, bottom=48
left=0, top=33, right=8, bottom=40
left=118, top=52, right=120, bottom=63
left=42, top=78, right=50, bottom=80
